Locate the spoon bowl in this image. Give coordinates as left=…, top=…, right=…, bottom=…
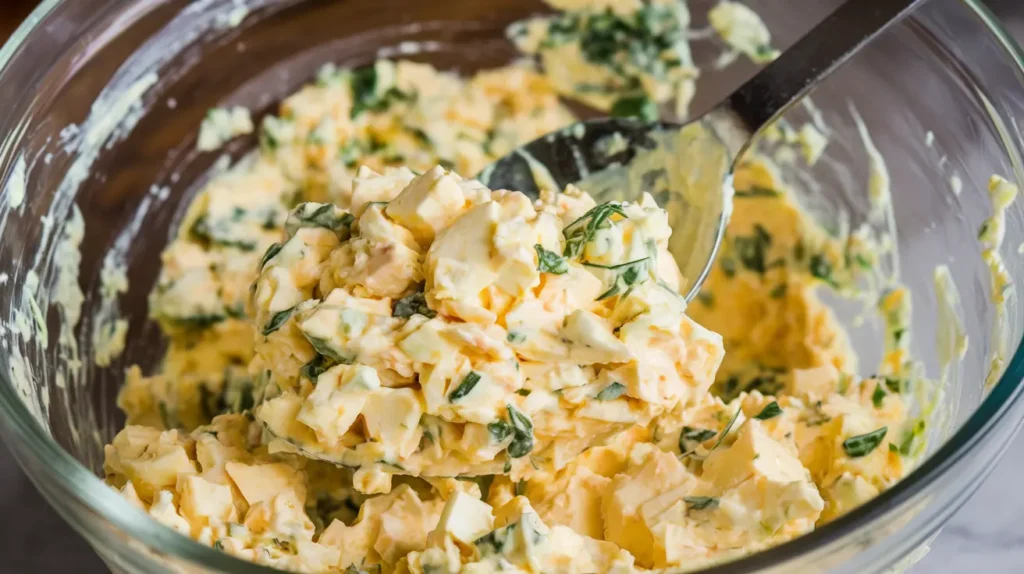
left=479, top=117, right=733, bottom=302
left=479, top=0, right=927, bottom=300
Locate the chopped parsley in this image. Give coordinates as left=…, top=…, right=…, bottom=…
left=392, top=288, right=436, bottom=319
left=769, top=283, right=787, bottom=299
left=884, top=376, right=907, bottom=394
left=610, top=95, right=658, bottom=122
left=262, top=307, right=295, bottom=336
left=568, top=4, right=690, bottom=81
left=720, top=257, right=737, bottom=278
left=871, top=383, right=887, bottom=408
left=753, top=401, right=782, bottom=420
left=595, top=382, right=626, bottom=400
left=487, top=419, right=513, bottom=442
left=189, top=215, right=257, bottom=251
left=683, top=496, right=719, bottom=511
left=711, top=408, right=742, bottom=452
left=506, top=331, right=527, bottom=344
left=732, top=224, right=772, bottom=274
left=682, top=427, right=717, bottom=443
left=719, top=371, right=784, bottom=403
left=285, top=203, right=354, bottom=238
left=804, top=400, right=832, bottom=427
left=535, top=244, right=569, bottom=274
left=303, top=334, right=354, bottom=364
left=338, top=140, right=361, bottom=167
left=734, top=186, right=781, bottom=198
left=809, top=253, right=838, bottom=287
left=349, top=65, right=411, bottom=118
left=260, top=242, right=283, bottom=271
left=301, top=354, right=333, bottom=382
left=448, top=371, right=481, bottom=402
left=259, top=116, right=292, bottom=152
left=678, top=426, right=716, bottom=453
left=584, top=257, right=650, bottom=301
left=842, top=426, right=887, bottom=458
left=562, top=202, right=626, bottom=259
left=505, top=404, right=535, bottom=459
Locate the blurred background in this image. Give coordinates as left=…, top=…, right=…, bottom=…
left=1, top=0, right=1022, bottom=572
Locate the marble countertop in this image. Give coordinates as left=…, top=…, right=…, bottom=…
left=3, top=1, right=1024, bottom=573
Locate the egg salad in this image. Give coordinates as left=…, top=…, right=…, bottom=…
left=118, top=60, right=576, bottom=432
left=104, top=0, right=928, bottom=572
left=247, top=168, right=723, bottom=490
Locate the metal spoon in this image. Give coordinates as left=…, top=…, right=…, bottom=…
left=479, top=0, right=926, bottom=302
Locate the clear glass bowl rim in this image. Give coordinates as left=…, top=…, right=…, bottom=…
left=2, top=1, right=1024, bottom=572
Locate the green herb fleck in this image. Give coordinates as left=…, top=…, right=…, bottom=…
left=872, top=384, right=887, bottom=408
left=338, top=140, right=361, bottom=168
left=189, top=215, right=257, bottom=251
left=610, top=95, right=658, bottom=122
left=733, top=224, right=772, bottom=274
left=712, top=408, right=742, bottom=452
left=535, top=244, right=569, bottom=274
left=562, top=202, right=627, bottom=259
left=842, top=426, right=887, bottom=458
left=678, top=426, right=716, bottom=453
left=683, top=427, right=717, bottom=443
left=684, top=496, right=719, bottom=511
left=584, top=257, right=650, bottom=301
left=720, top=257, right=737, bottom=278
left=854, top=253, right=872, bottom=270
left=349, top=65, right=410, bottom=118
left=505, top=404, right=535, bottom=459
left=301, top=354, right=333, bottom=381
left=262, top=307, right=295, bottom=336
left=804, top=400, right=832, bottom=427
left=769, top=283, right=787, bottom=299
left=260, top=242, right=283, bottom=271
left=285, top=203, right=354, bottom=238
left=734, top=186, right=781, bottom=198
left=487, top=419, right=513, bottom=442
left=506, top=331, right=527, bottom=344
left=302, top=334, right=354, bottom=364
left=393, top=288, right=436, bottom=319
left=809, top=253, right=838, bottom=287
left=754, top=401, right=783, bottom=420
left=595, top=382, right=626, bottom=401
left=896, top=419, right=926, bottom=457
left=884, top=377, right=907, bottom=394
left=449, top=371, right=481, bottom=402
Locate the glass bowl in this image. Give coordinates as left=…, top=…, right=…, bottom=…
left=2, top=0, right=1024, bottom=573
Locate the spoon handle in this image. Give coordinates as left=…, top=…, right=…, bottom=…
left=725, top=0, right=928, bottom=132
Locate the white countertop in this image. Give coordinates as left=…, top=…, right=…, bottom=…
left=915, top=432, right=1024, bottom=573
